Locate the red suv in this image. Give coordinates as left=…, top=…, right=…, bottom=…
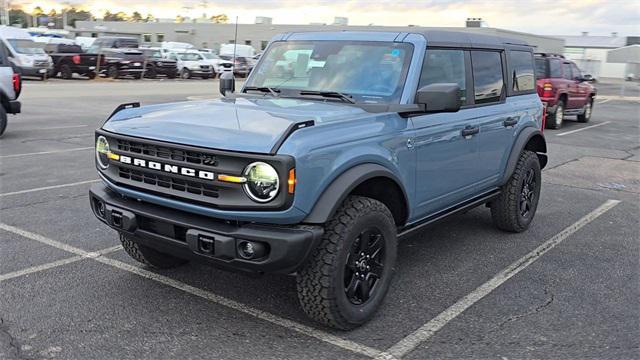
left=535, top=53, right=597, bottom=129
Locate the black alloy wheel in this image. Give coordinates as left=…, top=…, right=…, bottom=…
left=519, top=168, right=537, bottom=218
left=344, top=227, right=385, bottom=305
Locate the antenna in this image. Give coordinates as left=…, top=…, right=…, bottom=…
left=232, top=16, right=238, bottom=71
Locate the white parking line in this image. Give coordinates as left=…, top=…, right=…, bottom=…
left=0, top=179, right=100, bottom=197
left=596, top=99, right=611, bottom=104
left=0, top=147, right=93, bottom=159
left=378, top=199, right=620, bottom=360
left=0, top=223, right=384, bottom=358
left=556, top=121, right=612, bottom=137
left=0, top=245, right=122, bottom=283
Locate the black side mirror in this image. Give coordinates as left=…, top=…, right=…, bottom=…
left=219, top=71, right=235, bottom=96
left=583, top=74, right=594, bottom=82
left=416, top=83, right=461, bottom=113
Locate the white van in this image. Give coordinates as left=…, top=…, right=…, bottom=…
left=0, top=26, right=53, bottom=80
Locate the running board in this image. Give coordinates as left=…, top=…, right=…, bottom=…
left=397, top=189, right=501, bottom=239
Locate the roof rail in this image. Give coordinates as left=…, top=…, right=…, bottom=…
left=534, top=52, right=565, bottom=59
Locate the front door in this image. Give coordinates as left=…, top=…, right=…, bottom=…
left=411, top=48, right=482, bottom=218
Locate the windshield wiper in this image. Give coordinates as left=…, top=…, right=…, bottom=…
left=244, top=86, right=280, bottom=97
left=298, top=90, right=356, bottom=104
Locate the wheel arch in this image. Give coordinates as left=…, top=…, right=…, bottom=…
left=501, top=127, right=547, bottom=185
left=303, top=163, right=409, bottom=227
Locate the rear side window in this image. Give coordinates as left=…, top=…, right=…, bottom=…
left=534, top=58, right=547, bottom=78
left=549, top=59, right=562, bottom=78
left=562, top=63, right=572, bottom=80
left=471, top=51, right=504, bottom=104
left=419, top=49, right=466, bottom=103
left=509, top=51, right=535, bottom=92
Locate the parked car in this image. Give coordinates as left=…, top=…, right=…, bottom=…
left=535, top=53, right=597, bottom=129
left=90, top=30, right=547, bottom=330
left=219, top=55, right=252, bottom=77
left=0, top=43, right=22, bottom=137
left=45, top=44, right=103, bottom=79
left=139, top=48, right=177, bottom=79
left=90, top=36, right=139, bottom=50
left=197, top=51, right=233, bottom=76
left=0, top=26, right=53, bottom=80
left=102, top=49, right=146, bottom=79
left=168, top=51, right=213, bottom=79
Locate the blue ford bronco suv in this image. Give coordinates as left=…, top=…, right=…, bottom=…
left=90, top=30, right=547, bottom=329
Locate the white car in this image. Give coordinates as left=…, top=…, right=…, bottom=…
left=199, top=52, right=233, bottom=75
left=168, top=51, right=213, bottom=79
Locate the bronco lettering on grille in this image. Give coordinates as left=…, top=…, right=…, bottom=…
left=118, top=155, right=215, bottom=180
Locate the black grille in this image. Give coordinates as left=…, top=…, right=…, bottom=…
left=119, top=167, right=219, bottom=198
left=116, top=139, right=218, bottom=167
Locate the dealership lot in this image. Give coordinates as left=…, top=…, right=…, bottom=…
left=1, top=79, right=638, bottom=359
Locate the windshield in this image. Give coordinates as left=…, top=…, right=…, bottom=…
left=144, top=50, right=162, bottom=58
left=201, top=53, right=219, bottom=60
left=178, top=53, right=202, bottom=61
left=245, top=41, right=413, bottom=103
left=8, top=39, right=46, bottom=55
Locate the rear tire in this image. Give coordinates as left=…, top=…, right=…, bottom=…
left=181, top=69, right=191, bottom=79
left=87, top=72, right=96, bottom=80
left=490, top=150, right=541, bottom=233
left=0, top=106, right=7, bottom=138
left=296, top=196, right=397, bottom=330
left=107, top=65, right=119, bottom=79
left=547, top=99, right=564, bottom=129
left=145, top=67, right=157, bottom=79
left=577, top=97, right=593, bottom=123
left=119, top=233, right=188, bottom=269
left=60, top=64, right=73, bottom=79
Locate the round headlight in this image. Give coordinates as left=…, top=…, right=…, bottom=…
left=96, top=136, right=110, bottom=169
left=243, top=162, right=279, bottom=203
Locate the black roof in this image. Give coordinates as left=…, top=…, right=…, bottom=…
left=415, top=30, right=530, bottom=49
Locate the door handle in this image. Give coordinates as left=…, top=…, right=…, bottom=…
left=503, top=117, right=519, bottom=127
left=461, top=126, right=479, bottom=137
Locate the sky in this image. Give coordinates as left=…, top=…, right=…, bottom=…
left=11, top=0, right=640, bottom=36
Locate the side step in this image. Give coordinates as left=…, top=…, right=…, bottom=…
left=397, top=189, right=501, bottom=239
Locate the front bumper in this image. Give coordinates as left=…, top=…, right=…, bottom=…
left=18, top=66, right=52, bottom=77
left=90, top=183, right=323, bottom=274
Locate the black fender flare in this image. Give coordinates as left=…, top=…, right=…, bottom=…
left=501, top=127, right=547, bottom=185
left=303, top=163, right=409, bottom=224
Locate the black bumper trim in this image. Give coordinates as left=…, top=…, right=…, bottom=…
left=8, top=100, right=20, bottom=114
left=89, top=183, right=323, bottom=274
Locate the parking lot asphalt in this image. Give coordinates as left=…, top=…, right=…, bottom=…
left=1, top=78, right=638, bottom=360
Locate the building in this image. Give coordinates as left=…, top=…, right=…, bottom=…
left=71, top=20, right=565, bottom=54
left=557, top=33, right=639, bottom=80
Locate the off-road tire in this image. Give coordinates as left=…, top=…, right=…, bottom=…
left=60, top=64, right=73, bottom=79
left=296, top=196, right=397, bottom=330
left=490, top=150, right=541, bottom=233
left=145, top=67, right=157, bottom=79
left=547, top=99, right=564, bottom=129
left=0, top=106, right=7, bottom=138
left=577, top=97, right=593, bottom=123
left=119, top=233, right=188, bottom=269
left=107, top=65, right=119, bottom=79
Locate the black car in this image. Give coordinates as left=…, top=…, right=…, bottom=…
left=101, top=49, right=146, bottom=79
left=45, top=44, right=104, bottom=80
left=139, top=48, right=177, bottom=79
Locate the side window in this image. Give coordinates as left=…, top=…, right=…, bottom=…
left=509, top=50, right=535, bottom=92
left=562, top=63, right=572, bottom=80
left=549, top=59, right=562, bottom=78
left=418, top=49, right=466, bottom=103
left=571, top=64, right=582, bottom=79
left=471, top=51, right=504, bottom=104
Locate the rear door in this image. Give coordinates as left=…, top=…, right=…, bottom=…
left=410, top=47, right=482, bottom=217
left=471, top=49, right=515, bottom=190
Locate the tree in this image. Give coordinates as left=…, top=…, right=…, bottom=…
left=131, top=11, right=142, bottom=22
left=8, top=9, right=29, bottom=27
left=175, top=15, right=185, bottom=23
left=210, top=14, right=228, bottom=24
left=103, top=11, right=127, bottom=21
left=65, top=8, right=93, bottom=27
left=144, top=14, right=155, bottom=23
